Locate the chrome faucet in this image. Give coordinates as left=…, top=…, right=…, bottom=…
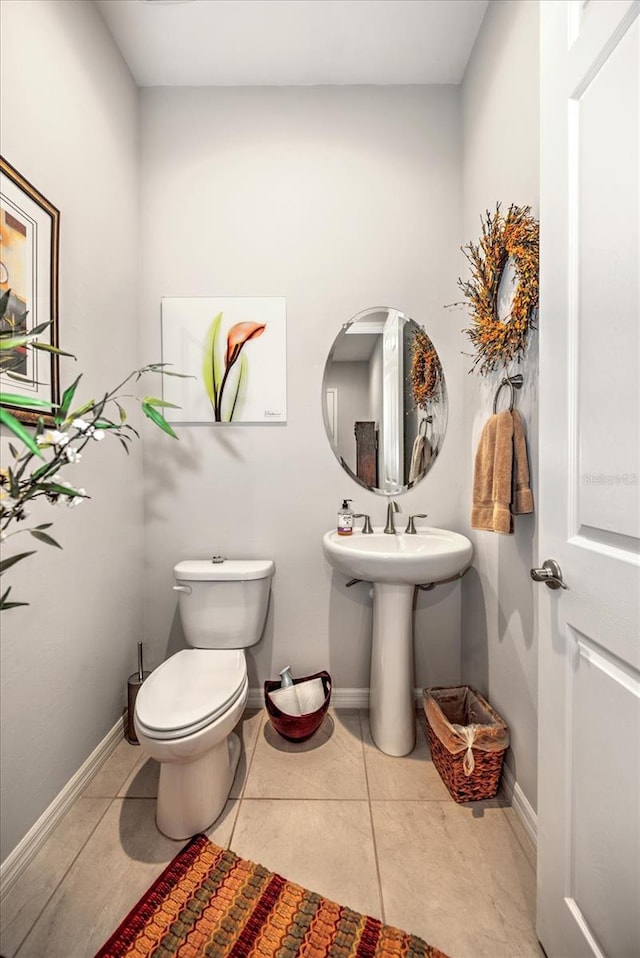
left=353, top=513, right=373, bottom=534
left=405, top=513, right=427, bottom=534
left=384, top=499, right=400, bottom=534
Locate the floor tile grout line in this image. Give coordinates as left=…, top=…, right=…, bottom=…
left=115, top=746, right=150, bottom=799
left=223, top=798, right=242, bottom=850
left=358, top=709, right=387, bottom=925
left=230, top=796, right=435, bottom=802
left=13, top=794, right=117, bottom=958
left=242, top=710, right=265, bottom=796
left=235, top=713, right=262, bottom=800
left=86, top=745, right=148, bottom=802
left=228, top=710, right=265, bottom=849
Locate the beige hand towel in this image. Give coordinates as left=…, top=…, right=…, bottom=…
left=471, top=411, right=514, bottom=534
left=511, top=410, right=534, bottom=515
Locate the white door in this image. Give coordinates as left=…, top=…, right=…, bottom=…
left=538, top=2, right=640, bottom=956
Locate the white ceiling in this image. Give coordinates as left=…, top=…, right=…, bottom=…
left=95, top=0, right=489, bottom=87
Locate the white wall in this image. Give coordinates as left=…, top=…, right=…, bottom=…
left=324, top=361, right=371, bottom=469
left=460, top=0, right=540, bottom=809
left=139, top=85, right=468, bottom=694
left=0, top=0, right=142, bottom=860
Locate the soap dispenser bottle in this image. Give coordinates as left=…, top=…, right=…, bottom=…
left=337, top=499, right=354, bottom=536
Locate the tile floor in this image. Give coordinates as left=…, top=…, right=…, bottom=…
left=0, top=709, right=544, bottom=958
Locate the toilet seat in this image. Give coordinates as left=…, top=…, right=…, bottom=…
left=135, top=649, right=247, bottom=741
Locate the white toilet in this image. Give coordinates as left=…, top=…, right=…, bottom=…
left=134, top=558, right=274, bottom=840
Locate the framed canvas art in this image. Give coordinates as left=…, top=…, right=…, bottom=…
left=161, top=297, right=287, bottom=424
left=0, top=157, right=60, bottom=424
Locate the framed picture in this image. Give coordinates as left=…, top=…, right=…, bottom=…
left=161, top=297, right=287, bottom=424
left=0, top=157, right=60, bottom=424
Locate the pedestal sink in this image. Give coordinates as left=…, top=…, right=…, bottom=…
left=322, top=527, right=473, bottom=757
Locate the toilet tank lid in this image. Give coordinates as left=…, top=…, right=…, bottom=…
left=174, top=559, right=275, bottom=581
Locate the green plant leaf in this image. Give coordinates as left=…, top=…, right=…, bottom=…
left=1, top=365, right=34, bottom=380
left=24, top=321, right=51, bottom=337
left=8, top=467, right=20, bottom=499
left=141, top=401, right=178, bottom=439
left=0, top=587, right=29, bottom=610
left=115, top=401, right=127, bottom=424
left=0, top=319, right=49, bottom=346
left=0, top=551, right=37, bottom=575
left=68, top=398, right=96, bottom=420
left=8, top=443, right=19, bottom=458
left=31, top=342, right=76, bottom=359
left=118, top=437, right=131, bottom=454
left=30, top=461, right=56, bottom=481
left=39, top=482, right=86, bottom=498
left=0, top=408, right=43, bottom=457
left=145, top=362, right=194, bottom=379
left=141, top=396, right=181, bottom=409
left=202, top=312, right=223, bottom=408
left=0, top=334, right=38, bottom=350
left=0, top=392, right=55, bottom=409
left=30, top=529, right=63, bottom=549
left=57, top=374, right=82, bottom=424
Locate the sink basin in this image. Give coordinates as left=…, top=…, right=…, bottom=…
left=322, top=527, right=473, bottom=585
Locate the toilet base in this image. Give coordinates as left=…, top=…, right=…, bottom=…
left=156, top=732, right=241, bottom=840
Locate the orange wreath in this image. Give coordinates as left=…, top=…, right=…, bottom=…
left=457, top=204, right=539, bottom=375
left=411, top=330, right=443, bottom=408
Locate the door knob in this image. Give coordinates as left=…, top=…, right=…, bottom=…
left=530, top=559, right=567, bottom=590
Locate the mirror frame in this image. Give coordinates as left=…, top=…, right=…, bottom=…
left=321, top=306, right=447, bottom=496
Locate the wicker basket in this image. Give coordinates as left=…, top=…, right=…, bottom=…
left=423, top=686, right=508, bottom=803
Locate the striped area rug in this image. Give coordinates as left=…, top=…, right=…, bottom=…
left=95, top=834, right=450, bottom=958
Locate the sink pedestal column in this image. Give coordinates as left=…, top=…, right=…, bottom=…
left=369, top=582, right=416, bottom=756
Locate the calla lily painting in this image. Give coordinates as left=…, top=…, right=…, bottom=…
left=161, top=297, right=286, bottom=424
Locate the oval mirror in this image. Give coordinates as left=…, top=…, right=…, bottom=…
left=321, top=307, right=447, bottom=496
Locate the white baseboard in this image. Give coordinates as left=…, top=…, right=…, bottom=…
left=500, top=762, right=538, bottom=849
left=0, top=716, right=123, bottom=901
left=247, top=686, right=371, bottom=710
left=247, top=686, right=426, bottom=710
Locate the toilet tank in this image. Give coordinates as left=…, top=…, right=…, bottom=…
left=173, top=559, right=274, bottom=649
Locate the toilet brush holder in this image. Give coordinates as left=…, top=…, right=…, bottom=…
left=126, top=671, right=151, bottom=744
left=126, top=642, right=150, bottom=745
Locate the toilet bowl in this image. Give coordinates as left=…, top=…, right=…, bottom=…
left=134, top=558, right=274, bottom=840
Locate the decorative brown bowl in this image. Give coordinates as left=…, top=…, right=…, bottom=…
left=264, top=670, right=332, bottom=741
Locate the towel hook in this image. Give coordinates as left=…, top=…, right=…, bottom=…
left=493, top=374, right=524, bottom=414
